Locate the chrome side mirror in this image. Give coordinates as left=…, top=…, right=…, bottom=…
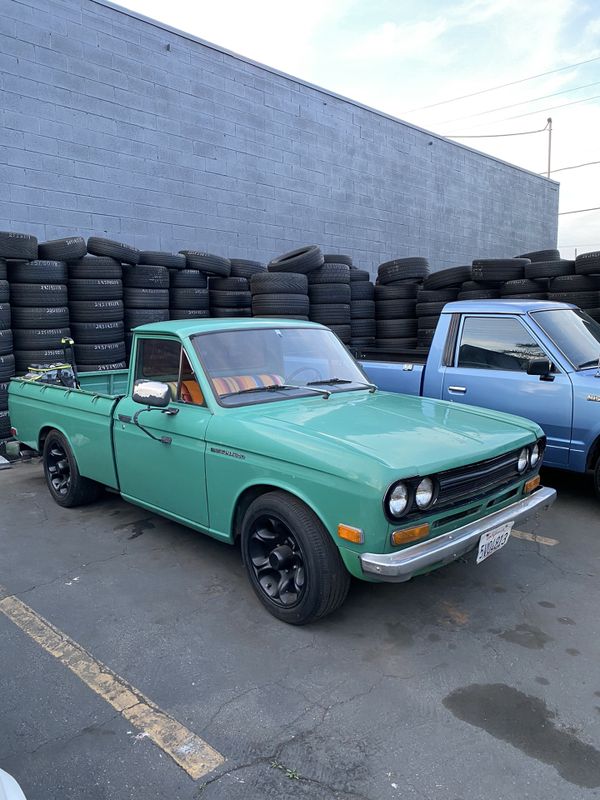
left=132, top=380, right=171, bottom=407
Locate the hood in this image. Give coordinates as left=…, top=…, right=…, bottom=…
left=211, top=390, right=541, bottom=483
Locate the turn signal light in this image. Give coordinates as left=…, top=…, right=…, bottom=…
left=391, top=524, right=430, bottom=547
left=338, top=524, right=364, bottom=544
left=524, top=475, right=541, bottom=494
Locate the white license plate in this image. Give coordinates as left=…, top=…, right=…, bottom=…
left=476, top=522, right=514, bottom=564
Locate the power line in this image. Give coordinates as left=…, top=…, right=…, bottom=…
left=402, top=54, right=600, bottom=113
left=438, top=80, right=600, bottom=125
left=503, top=92, right=600, bottom=120
left=548, top=160, right=600, bottom=174
left=558, top=206, right=600, bottom=215
left=447, top=123, right=550, bottom=139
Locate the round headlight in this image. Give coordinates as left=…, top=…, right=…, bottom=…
left=388, top=482, right=409, bottom=516
left=415, top=477, right=435, bottom=509
left=530, top=442, right=541, bottom=468
left=517, top=447, right=529, bottom=473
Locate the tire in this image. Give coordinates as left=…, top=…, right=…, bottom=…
left=423, top=266, right=471, bottom=289
left=0, top=260, right=5, bottom=281
left=78, top=361, right=127, bottom=373
left=12, top=327, right=70, bottom=350
left=0, top=232, right=37, bottom=260
left=125, top=308, right=169, bottom=328
left=418, top=315, right=440, bottom=329
left=11, top=305, right=68, bottom=329
left=254, top=315, right=309, bottom=321
left=374, top=338, right=417, bottom=350
left=69, top=300, right=124, bottom=323
left=575, top=251, right=600, bottom=275
left=170, top=269, right=208, bottom=289
left=179, top=251, right=231, bottom=276
left=549, top=275, right=600, bottom=292
left=0, top=303, right=9, bottom=331
left=323, top=254, right=352, bottom=266
left=416, top=302, right=447, bottom=316
left=308, top=284, right=351, bottom=304
left=350, top=281, right=374, bottom=300
left=252, top=295, right=309, bottom=316
left=10, top=283, right=67, bottom=307
left=501, top=279, right=545, bottom=296
left=375, top=284, right=417, bottom=300
left=525, top=260, right=574, bottom=279
left=518, top=249, right=560, bottom=262
left=0, top=409, right=10, bottom=439
left=378, top=259, right=429, bottom=284
left=122, top=265, right=169, bottom=289
left=69, top=278, right=123, bottom=301
left=70, top=321, right=124, bottom=344
left=0, top=354, right=15, bottom=379
left=0, top=381, right=8, bottom=411
left=308, top=264, right=351, bottom=284
left=328, top=324, right=351, bottom=342
left=376, top=318, right=418, bottom=337
left=38, top=236, right=87, bottom=262
left=0, top=281, right=7, bottom=303
left=251, top=272, right=307, bottom=295
left=74, top=341, right=126, bottom=364
left=268, top=245, right=324, bottom=274
left=0, top=329, right=12, bottom=356
left=471, top=259, right=529, bottom=282
left=240, top=490, right=350, bottom=624
left=230, top=259, right=266, bottom=278
left=349, top=269, right=370, bottom=282
left=376, top=299, right=417, bottom=319
left=209, top=290, right=251, bottom=309
left=209, top=277, right=250, bottom=292
left=168, top=308, right=210, bottom=320
left=43, top=429, right=104, bottom=507
left=457, top=290, right=500, bottom=300
left=123, top=287, right=169, bottom=309
left=350, top=300, right=375, bottom=319
left=548, top=291, right=600, bottom=308
left=309, top=304, right=351, bottom=324
left=68, top=257, right=123, bottom=280
left=417, top=288, right=459, bottom=302
left=460, top=280, right=489, bottom=292
left=14, top=349, right=66, bottom=372
left=351, top=318, right=376, bottom=337
left=87, top=237, right=140, bottom=264
left=210, top=307, right=252, bottom=318
left=139, top=251, right=186, bottom=269
left=506, top=293, right=547, bottom=300
left=170, top=288, right=209, bottom=310
left=7, top=260, right=68, bottom=284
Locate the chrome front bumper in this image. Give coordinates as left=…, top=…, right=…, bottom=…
left=359, top=486, right=557, bottom=582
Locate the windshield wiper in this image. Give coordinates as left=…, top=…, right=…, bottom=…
left=576, top=355, right=600, bottom=370
left=220, top=383, right=330, bottom=399
left=307, top=377, right=377, bottom=393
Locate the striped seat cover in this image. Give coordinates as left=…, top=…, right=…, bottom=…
left=212, top=373, right=284, bottom=397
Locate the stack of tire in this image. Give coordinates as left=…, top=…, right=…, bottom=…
left=468, top=258, right=533, bottom=304
left=375, top=257, right=430, bottom=351
left=173, top=251, right=232, bottom=320
left=209, top=259, right=267, bottom=318
left=308, top=254, right=353, bottom=343
left=251, top=246, right=316, bottom=321
left=349, top=266, right=376, bottom=348
left=570, top=251, right=600, bottom=321
left=547, top=252, right=600, bottom=320
left=122, top=250, right=174, bottom=356
left=10, top=236, right=76, bottom=375
left=0, top=253, right=15, bottom=441
left=416, top=266, right=471, bottom=348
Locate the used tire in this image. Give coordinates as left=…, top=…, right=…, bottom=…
left=123, top=287, right=169, bottom=309
left=78, top=361, right=127, bottom=373
left=548, top=291, right=600, bottom=308
left=8, top=260, right=67, bottom=284
left=309, top=304, right=351, bottom=324
left=351, top=318, right=376, bottom=337
left=351, top=300, right=375, bottom=319
left=416, top=301, right=447, bottom=316
left=74, top=341, right=126, bottom=364
left=252, top=295, right=310, bottom=315
left=0, top=232, right=38, bottom=260
left=43, top=429, right=104, bottom=507
left=251, top=272, right=307, bottom=295
left=169, top=308, right=211, bottom=320
left=0, top=381, right=8, bottom=411
left=349, top=269, right=370, bottom=282
left=10, top=283, right=67, bottom=307
left=0, top=329, right=12, bottom=355
left=417, top=288, right=459, bottom=302
left=12, top=327, right=71, bottom=350
left=69, top=300, right=124, bottom=322
left=38, top=236, right=87, bottom=262
left=376, top=299, right=416, bottom=319
left=350, top=282, right=374, bottom=300
left=139, top=251, right=186, bottom=269
left=375, top=284, right=417, bottom=300
left=375, top=337, right=417, bottom=350
left=170, top=288, right=209, bottom=310
left=457, top=289, right=500, bottom=300
left=69, top=279, right=123, bottom=301
left=323, top=254, right=352, bottom=266
left=268, top=245, right=324, bottom=274
left=209, top=290, right=251, bottom=309
left=68, top=257, right=123, bottom=280
left=14, top=348, right=66, bottom=372
left=378, top=258, right=429, bottom=284
left=230, top=259, right=266, bottom=278
left=210, top=308, right=252, bottom=318
left=0, top=281, right=7, bottom=303
left=0, top=409, right=10, bottom=439
left=11, top=306, right=68, bottom=329
left=87, top=237, right=140, bottom=264
left=518, top=249, right=560, bottom=262
left=122, top=265, right=169, bottom=289
left=423, top=266, right=471, bottom=289
left=328, top=324, right=351, bottom=342
left=70, top=321, right=124, bottom=344
left=501, top=279, right=545, bottom=296
left=308, top=264, right=351, bottom=284
left=180, top=251, right=231, bottom=276
left=549, top=275, right=600, bottom=293
left=125, top=309, right=169, bottom=328
left=376, top=318, right=418, bottom=337
left=0, top=303, right=10, bottom=330
left=525, top=259, right=574, bottom=279
left=0, top=260, right=5, bottom=281
left=170, top=269, right=208, bottom=289
left=575, top=251, right=600, bottom=275
left=471, top=259, right=529, bottom=282
left=308, top=284, right=351, bottom=304
left=0, top=354, right=16, bottom=379
left=209, top=277, right=250, bottom=292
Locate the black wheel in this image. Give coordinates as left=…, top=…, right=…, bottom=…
left=240, top=491, right=350, bottom=624
left=43, top=430, right=103, bottom=507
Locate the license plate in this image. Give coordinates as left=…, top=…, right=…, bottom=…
left=476, top=522, right=514, bottom=564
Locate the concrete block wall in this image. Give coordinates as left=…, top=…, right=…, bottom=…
left=0, top=0, right=559, bottom=273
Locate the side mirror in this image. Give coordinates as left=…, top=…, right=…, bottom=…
left=527, top=358, right=552, bottom=377
left=132, top=379, right=171, bottom=407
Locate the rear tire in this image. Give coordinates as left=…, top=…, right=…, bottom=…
left=240, top=491, right=350, bottom=624
left=43, top=430, right=103, bottom=507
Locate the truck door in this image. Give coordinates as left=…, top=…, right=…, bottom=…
left=113, top=336, right=210, bottom=527
left=441, top=314, right=573, bottom=467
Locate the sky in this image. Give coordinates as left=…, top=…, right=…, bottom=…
left=118, top=0, right=600, bottom=259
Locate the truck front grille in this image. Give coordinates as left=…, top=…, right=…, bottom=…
left=436, top=449, right=522, bottom=510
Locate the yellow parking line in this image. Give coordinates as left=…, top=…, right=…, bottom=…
left=0, top=586, right=224, bottom=779
left=512, top=530, right=559, bottom=547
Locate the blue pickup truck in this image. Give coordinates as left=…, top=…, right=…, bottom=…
left=359, top=300, right=600, bottom=496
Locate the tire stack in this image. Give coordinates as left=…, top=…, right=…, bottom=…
left=252, top=246, right=317, bottom=321
left=416, top=266, right=470, bottom=349
left=169, top=268, right=209, bottom=322
left=349, top=267, right=376, bottom=348
left=375, top=257, right=430, bottom=351
left=308, top=254, right=352, bottom=343
left=209, top=258, right=265, bottom=319
left=571, top=251, right=600, bottom=321
left=469, top=258, right=530, bottom=303
left=122, top=250, right=174, bottom=356
left=0, top=255, right=14, bottom=442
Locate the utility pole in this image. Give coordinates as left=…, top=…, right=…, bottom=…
left=547, top=117, right=552, bottom=178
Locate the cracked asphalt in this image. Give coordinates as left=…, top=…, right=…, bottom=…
left=1, top=460, right=599, bottom=800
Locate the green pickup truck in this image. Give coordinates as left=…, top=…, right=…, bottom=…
left=8, top=318, right=555, bottom=624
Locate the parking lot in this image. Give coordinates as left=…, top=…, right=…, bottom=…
left=1, top=459, right=599, bottom=800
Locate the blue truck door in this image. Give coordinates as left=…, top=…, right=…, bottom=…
left=441, top=315, right=573, bottom=467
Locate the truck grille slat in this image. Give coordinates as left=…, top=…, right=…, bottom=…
left=436, top=449, right=521, bottom=509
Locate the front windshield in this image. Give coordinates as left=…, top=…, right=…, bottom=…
left=533, top=309, right=600, bottom=369
left=192, top=326, right=372, bottom=406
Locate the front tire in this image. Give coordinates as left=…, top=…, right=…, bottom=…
left=43, top=430, right=103, bottom=508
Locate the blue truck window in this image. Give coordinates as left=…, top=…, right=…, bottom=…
left=458, top=317, right=546, bottom=372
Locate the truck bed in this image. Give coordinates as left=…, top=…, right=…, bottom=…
left=356, top=349, right=428, bottom=395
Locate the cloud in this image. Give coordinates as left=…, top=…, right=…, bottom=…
left=343, top=18, right=449, bottom=61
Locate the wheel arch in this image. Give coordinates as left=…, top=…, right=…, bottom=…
left=586, top=432, right=600, bottom=471
left=39, top=424, right=70, bottom=454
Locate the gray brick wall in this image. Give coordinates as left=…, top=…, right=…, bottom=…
left=0, top=0, right=559, bottom=274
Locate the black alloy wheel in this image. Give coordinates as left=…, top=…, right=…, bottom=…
left=45, top=439, right=71, bottom=498
left=42, top=430, right=103, bottom=507
left=248, top=514, right=306, bottom=608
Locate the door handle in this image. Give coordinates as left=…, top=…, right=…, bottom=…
left=448, top=386, right=467, bottom=394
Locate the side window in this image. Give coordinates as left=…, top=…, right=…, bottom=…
left=457, top=317, right=547, bottom=372
left=135, top=339, right=205, bottom=405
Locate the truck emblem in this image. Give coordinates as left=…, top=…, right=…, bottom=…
left=587, top=395, right=600, bottom=402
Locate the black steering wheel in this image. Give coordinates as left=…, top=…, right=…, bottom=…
left=285, top=366, right=322, bottom=384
